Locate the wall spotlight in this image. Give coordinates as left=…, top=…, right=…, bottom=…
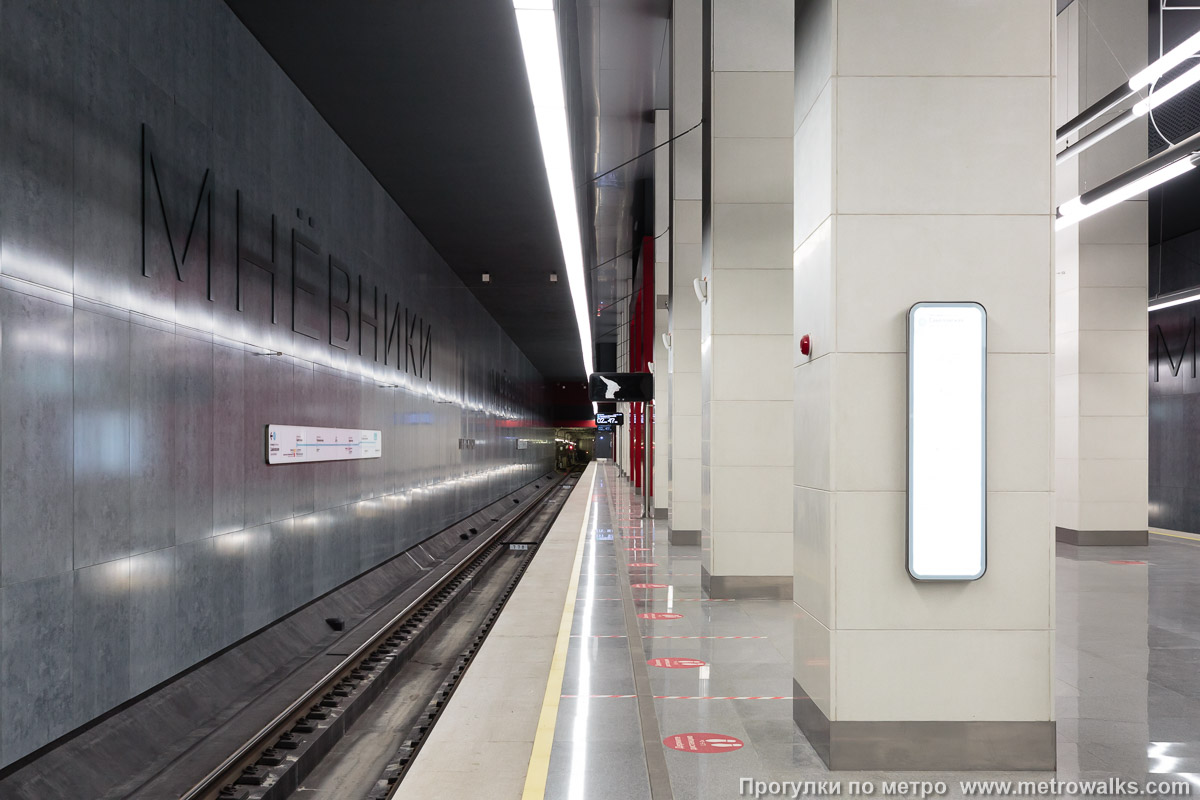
left=550, top=272, right=558, bottom=283
left=661, top=332, right=672, bottom=350
left=693, top=276, right=708, bottom=304
left=482, top=272, right=491, bottom=283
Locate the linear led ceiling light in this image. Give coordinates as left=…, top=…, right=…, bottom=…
left=1149, top=288, right=1200, bottom=313
left=1057, top=30, right=1200, bottom=162
left=1056, top=84, right=1138, bottom=147
left=513, top=0, right=595, bottom=378
left=1056, top=108, right=1132, bottom=164
left=1058, top=63, right=1200, bottom=165
left=1132, top=61, right=1200, bottom=117
left=1056, top=149, right=1200, bottom=231
left=1129, top=29, right=1200, bottom=92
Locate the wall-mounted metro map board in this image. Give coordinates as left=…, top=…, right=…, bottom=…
left=266, top=425, right=383, bottom=464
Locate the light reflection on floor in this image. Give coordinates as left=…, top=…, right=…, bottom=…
left=543, top=464, right=1200, bottom=799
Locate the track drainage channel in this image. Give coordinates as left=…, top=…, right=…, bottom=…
left=209, top=472, right=579, bottom=800
left=366, top=538, right=545, bottom=799
left=215, top=541, right=505, bottom=800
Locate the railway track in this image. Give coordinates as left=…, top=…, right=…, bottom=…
left=169, top=470, right=580, bottom=800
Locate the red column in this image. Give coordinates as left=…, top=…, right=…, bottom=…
left=623, top=236, right=656, bottom=496
left=640, top=235, right=654, bottom=500
left=634, top=290, right=644, bottom=490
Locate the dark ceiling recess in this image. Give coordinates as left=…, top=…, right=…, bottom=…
left=225, top=0, right=585, bottom=380
left=549, top=380, right=595, bottom=428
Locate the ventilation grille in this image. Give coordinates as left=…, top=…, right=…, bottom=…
left=1148, top=61, right=1200, bottom=155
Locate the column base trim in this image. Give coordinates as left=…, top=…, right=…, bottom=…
left=793, top=682, right=832, bottom=766
left=701, top=566, right=791, bottom=599
left=1056, top=527, right=1147, bottom=546
left=668, top=528, right=700, bottom=546
left=653, top=507, right=667, bottom=520
left=793, top=679, right=1056, bottom=771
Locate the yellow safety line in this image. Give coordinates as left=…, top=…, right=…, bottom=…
left=521, top=466, right=597, bottom=800
left=1151, top=529, right=1200, bottom=544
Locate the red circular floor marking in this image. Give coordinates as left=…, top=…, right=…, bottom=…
left=627, top=562, right=658, bottom=567
left=639, top=612, right=683, bottom=620
left=648, top=657, right=707, bottom=669
left=625, top=547, right=651, bottom=551
left=631, top=583, right=667, bottom=589
left=663, top=733, right=744, bottom=753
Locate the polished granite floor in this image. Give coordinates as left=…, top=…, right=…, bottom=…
left=541, top=463, right=1200, bottom=799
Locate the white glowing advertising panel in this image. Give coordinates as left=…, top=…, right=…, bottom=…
left=907, top=303, right=986, bottom=581
left=266, top=425, right=382, bottom=465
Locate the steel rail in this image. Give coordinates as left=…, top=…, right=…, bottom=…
left=179, top=471, right=572, bottom=800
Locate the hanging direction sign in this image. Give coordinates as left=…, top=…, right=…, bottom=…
left=588, top=373, right=654, bottom=402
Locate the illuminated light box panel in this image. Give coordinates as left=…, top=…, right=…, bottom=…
left=907, top=302, right=987, bottom=581
left=266, top=425, right=382, bottom=465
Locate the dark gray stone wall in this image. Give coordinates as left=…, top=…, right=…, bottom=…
left=0, top=0, right=552, bottom=766
left=1150, top=305, right=1200, bottom=533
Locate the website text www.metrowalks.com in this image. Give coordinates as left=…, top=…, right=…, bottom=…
left=739, top=778, right=1194, bottom=798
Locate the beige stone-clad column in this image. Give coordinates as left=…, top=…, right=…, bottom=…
left=699, top=0, right=795, bottom=597
left=1054, top=3, right=1150, bottom=768
left=792, top=0, right=1056, bottom=769
left=1055, top=1, right=1148, bottom=547
left=668, top=0, right=703, bottom=544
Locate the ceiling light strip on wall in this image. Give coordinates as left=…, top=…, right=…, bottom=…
left=513, top=0, right=595, bottom=378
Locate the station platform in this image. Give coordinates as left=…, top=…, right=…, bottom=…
left=396, top=462, right=1200, bottom=799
